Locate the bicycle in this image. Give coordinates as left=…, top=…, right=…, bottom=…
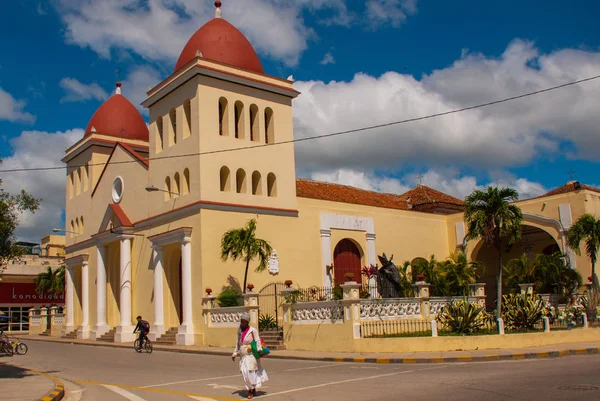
left=0, top=339, right=14, bottom=356
left=134, top=334, right=153, bottom=353
left=10, top=338, right=28, bottom=355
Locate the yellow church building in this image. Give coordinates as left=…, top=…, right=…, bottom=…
left=61, top=2, right=600, bottom=346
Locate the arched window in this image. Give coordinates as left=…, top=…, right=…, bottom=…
left=218, top=97, right=229, bottom=136
left=170, top=108, right=177, bottom=145
left=236, top=169, right=247, bottom=193
left=252, top=171, right=262, bottom=195
left=75, top=217, right=80, bottom=235
left=157, top=116, right=164, bottom=152
left=68, top=172, right=74, bottom=199
left=234, top=101, right=244, bottom=139
left=267, top=173, right=277, bottom=197
left=220, top=166, right=231, bottom=192
left=80, top=216, right=84, bottom=234
left=75, top=168, right=81, bottom=196
left=164, top=176, right=172, bottom=201
left=173, top=172, right=181, bottom=198
left=250, top=104, right=259, bottom=142
left=183, top=99, right=192, bottom=139
left=183, top=168, right=190, bottom=195
left=264, top=107, right=274, bottom=144
left=70, top=220, right=75, bottom=238
left=84, top=163, right=90, bottom=192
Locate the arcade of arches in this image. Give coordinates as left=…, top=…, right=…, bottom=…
left=472, top=225, right=562, bottom=309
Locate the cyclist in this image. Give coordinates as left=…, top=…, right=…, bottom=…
left=133, top=315, right=150, bottom=350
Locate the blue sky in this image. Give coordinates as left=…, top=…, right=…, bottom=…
left=0, top=0, right=599, bottom=242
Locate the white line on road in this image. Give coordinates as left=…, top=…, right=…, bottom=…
left=188, top=397, right=218, bottom=401
left=260, top=365, right=449, bottom=398
left=103, top=385, right=148, bottom=401
left=282, top=363, right=347, bottom=372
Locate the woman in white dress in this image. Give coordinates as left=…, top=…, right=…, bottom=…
left=232, top=313, right=268, bottom=399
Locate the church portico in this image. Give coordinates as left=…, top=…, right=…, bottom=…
left=148, top=228, right=194, bottom=345
left=63, top=254, right=90, bottom=339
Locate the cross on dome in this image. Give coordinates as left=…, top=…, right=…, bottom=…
left=115, top=82, right=122, bottom=95
left=215, top=0, right=222, bottom=18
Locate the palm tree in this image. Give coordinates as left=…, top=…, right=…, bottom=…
left=566, top=214, right=600, bottom=321
left=504, top=253, right=536, bottom=293
left=439, top=251, right=483, bottom=296
left=464, top=187, right=523, bottom=318
left=221, top=219, right=272, bottom=293
left=35, top=266, right=65, bottom=295
left=396, top=261, right=414, bottom=297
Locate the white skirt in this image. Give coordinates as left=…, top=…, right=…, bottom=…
left=239, top=354, right=269, bottom=390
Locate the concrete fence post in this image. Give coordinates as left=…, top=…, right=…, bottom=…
left=582, top=313, right=588, bottom=329
left=497, top=318, right=505, bottom=335
left=543, top=316, right=550, bottom=332
left=431, top=320, right=438, bottom=337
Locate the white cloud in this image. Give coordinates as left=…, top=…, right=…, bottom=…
left=1, top=129, right=83, bottom=243
left=320, top=52, right=335, bottom=65
left=292, top=40, right=600, bottom=175
left=365, top=0, right=417, bottom=28
left=308, top=167, right=547, bottom=200
left=121, top=65, right=163, bottom=114
left=59, top=78, right=109, bottom=103
left=0, top=88, right=35, bottom=123
left=53, top=0, right=414, bottom=68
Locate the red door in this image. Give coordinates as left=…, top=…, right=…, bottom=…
left=333, top=239, right=361, bottom=285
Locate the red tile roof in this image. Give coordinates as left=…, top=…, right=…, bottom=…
left=296, top=179, right=408, bottom=211
left=541, top=182, right=600, bottom=198
left=398, top=185, right=464, bottom=207
left=109, top=204, right=133, bottom=227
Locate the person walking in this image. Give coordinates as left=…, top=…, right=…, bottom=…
left=231, top=313, right=268, bottom=399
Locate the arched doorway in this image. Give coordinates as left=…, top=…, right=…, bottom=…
left=333, top=239, right=362, bottom=285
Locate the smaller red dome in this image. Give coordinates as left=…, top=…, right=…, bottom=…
left=175, top=18, right=263, bottom=74
left=85, top=88, right=149, bottom=142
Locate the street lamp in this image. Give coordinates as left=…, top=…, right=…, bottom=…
left=52, top=228, right=79, bottom=235
left=145, top=185, right=179, bottom=196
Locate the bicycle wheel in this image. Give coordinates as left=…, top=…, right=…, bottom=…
left=144, top=340, right=153, bottom=354
left=134, top=339, right=142, bottom=353
left=16, top=343, right=28, bottom=355
left=2, top=343, right=14, bottom=356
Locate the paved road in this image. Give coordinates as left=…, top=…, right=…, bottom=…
left=6, top=341, right=600, bottom=400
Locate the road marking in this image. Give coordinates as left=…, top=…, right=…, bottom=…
left=76, top=380, right=239, bottom=401
left=260, top=365, right=449, bottom=398
left=189, top=397, right=218, bottom=401
left=282, top=363, right=346, bottom=372
left=140, top=374, right=240, bottom=388
left=103, top=385, right=148, bottom=401
left=207, top=383, right=240, bottom=390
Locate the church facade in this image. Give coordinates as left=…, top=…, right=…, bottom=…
left=61, top=3, right=600, bottom=345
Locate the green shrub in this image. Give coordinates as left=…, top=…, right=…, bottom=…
left=501, top=293, right=546, bottom=330
left=259, top=314, right=278, bottom=331
left=436, top=298, right=493, bottom=334
left=217, top=286, right=242, bottom=307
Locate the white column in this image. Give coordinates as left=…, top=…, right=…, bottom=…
left=115, top=236, right=135, bottom=342
left=92, top=246, right=109, bottom=340
left=321, top=229, right=332, bottom=290
left=177, top=239, right=194, bottom=345
left=149, top=246, right=165, bottom=341
left=77, top=260, right=90, bottom=339
left=62, top=266, right=75, bottom=335
left=366, top=233, right=378, bottom=298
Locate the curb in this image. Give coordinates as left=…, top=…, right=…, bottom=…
left=28, top=368, right=65, bottom=401
left=23, top=337, right=600, bottom=365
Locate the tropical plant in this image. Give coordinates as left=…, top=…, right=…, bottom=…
left=436, top=298, right=493, bottom=334
left=221, top=219, right=272, bottom=293
left=258, top=314, right=278, bottom=331
left=464, top=187, right=523, bottom=319
left=216, top=286, right=242, bottom=307
left=501, top=293, right=546, bottom=330
left=533, top=252, right=582, bottom=300
left=35, top=266, right=65, bottom=295
left=396, top=261, right=414, bottom=297
left=504, top=253, right=536, bottom=294
left=438, top=251, right=483, bottom=296
left=411, top=255, right=449, bottom=296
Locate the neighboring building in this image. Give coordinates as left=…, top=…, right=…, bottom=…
left=0, top=236, right=65, bottom=332
left=61, top=2, right=599, bottom=345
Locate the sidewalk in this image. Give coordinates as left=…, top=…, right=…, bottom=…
left=21, top=334, right=600, bottom=364
left=0, top=360, right=64, bottom=401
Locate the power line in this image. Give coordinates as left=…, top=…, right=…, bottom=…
left=1, top=74, right=599, bottom=174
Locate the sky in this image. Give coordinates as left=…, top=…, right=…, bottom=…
left=0, top=0, right=599, bottom=243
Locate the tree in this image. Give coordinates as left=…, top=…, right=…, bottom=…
left=35, top=266, right=65, bottom=295
left=411, top=255, right=449, bottom=296
left=504, top=253, right=536, bottom=293
left=439, top=251, right=483, bottom=296
left=566, top=214, right=600, bottom=321
left=464, top=187, right=523, bottom=319
left=0, top=165, right=41, bottom=276
left=221, top=219, right=272, bottom=293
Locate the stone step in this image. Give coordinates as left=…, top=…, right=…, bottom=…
left=97, top=329, right=116, bottom=343
left=63, top=331, right=78, bottom=339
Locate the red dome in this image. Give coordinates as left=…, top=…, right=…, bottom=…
left=85, top=91, right=149, bottom=142
left=174, top=18, right=264, bottom=74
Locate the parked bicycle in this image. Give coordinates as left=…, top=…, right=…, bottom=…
left=134, top=335, right=153, bottom=353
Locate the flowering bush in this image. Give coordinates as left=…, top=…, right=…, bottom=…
left=361, top=264, right=378, bottom=279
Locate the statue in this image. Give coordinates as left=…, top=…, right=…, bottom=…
left=376, top=253, right=402, bottom=298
